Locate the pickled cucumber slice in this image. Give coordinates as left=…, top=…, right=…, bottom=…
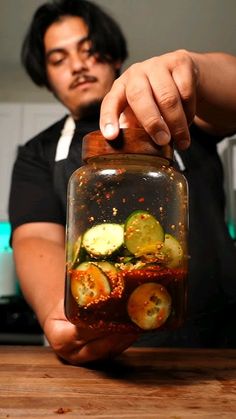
left=124, top=211, right=164, bottom=257
left=95, top=261, right=124, bottom=294
left=95, top=261, right=118, bottom=274
left=163, top=234, right=183, bottom=268
left=71, top=262, right=111, bottom=306
left=127, top=282, right=171, bottom=330
left=71, top=236, right=82, bottom=266
left=82, top=223, right=124, bottom=258
left=71, top=235, right=87, bottom=268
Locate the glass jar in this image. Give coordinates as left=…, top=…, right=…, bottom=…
left=65, top=128, right=188, bottom=333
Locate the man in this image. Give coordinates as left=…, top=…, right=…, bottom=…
left=9, top=0, right=236, bottom=364
left=10, top=0, right=134, bottom=364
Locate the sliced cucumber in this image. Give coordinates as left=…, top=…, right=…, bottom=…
left=82, top=223, right=124, bottom=258
left=71, top=262, right=111, bottom=306
left=162, top=234, right=183, bottom=268
left=95, top=261, right=124, bottom=293
left=71, top=235, right=87, bottom=268
left=127, top=282, right=171, bottom=330
left=94, top=261, right=118, bottom=274
left=124, top=211, right=164, bottom=257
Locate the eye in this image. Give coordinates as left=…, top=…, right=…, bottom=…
left=47, top=54, right=66, bottom=66
left=79, top=39, right=94, bottom=57
left=53, top=57, right=66, bottom=66
left=79, top=47, right=92, bottom=57
left=51, top=59, right=65, bottom=66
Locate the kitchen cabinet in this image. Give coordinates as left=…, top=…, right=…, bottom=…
left=0, top=102, right=66, bottom=220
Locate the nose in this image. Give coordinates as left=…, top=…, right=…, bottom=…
left=69, top=50, right=89, bottom=73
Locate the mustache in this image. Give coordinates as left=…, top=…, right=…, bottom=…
left=69, top=74, right=98, bottom=89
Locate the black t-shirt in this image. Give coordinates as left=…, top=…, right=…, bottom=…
left=8, top=117, right=236, bottom=347
left=9, top=115, right=99, bottom=230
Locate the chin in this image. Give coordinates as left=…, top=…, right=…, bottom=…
left=73, top=100, right=102, bottom=120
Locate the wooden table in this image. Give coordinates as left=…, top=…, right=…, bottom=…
left=0, top=346, right=236, bottom=418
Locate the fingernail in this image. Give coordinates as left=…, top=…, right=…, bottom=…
left=153, top=131, right=170, bottom=145
left=103, top=123, right=115, bottom=138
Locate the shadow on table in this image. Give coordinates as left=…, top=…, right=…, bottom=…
left=81, top=348, right=236, bottom=387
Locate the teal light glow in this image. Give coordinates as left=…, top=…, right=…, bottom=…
left=0, top=221, right=12, bottom=253
left=227, top=221, right=236, bottom=240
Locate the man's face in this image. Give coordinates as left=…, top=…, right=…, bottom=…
left=44, top=16, right=121, bottom=118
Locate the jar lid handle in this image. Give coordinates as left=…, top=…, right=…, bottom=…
left=82, top=128, right=173, bottom=162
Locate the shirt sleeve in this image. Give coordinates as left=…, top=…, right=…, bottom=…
left=8, top=140, right=65, bottom=235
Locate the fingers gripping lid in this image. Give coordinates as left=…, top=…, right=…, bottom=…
left=82, top=128, right=173, bottom=162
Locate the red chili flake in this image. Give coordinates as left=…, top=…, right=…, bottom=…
left=117, top=168, right=125, bottom=175
left=105, top=193, right=111, bottom=199
left=138, top=197, right=145, bottom=203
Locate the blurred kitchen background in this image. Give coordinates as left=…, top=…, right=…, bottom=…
left=1, top=0, right=236, bottom=344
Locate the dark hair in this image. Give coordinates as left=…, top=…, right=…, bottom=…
left=21, top=0, right=128, bottom=88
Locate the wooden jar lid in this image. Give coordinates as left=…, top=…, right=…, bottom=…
left=82, top=128, right=173, bottom=162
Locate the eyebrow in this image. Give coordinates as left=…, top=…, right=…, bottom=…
left=45, top=36, right=91, bottom=59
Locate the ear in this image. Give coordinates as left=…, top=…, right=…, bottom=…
left=113, top=60, right=122, bottom=78
left=114, top=60, right=122, bottom=71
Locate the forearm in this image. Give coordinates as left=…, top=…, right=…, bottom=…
left=13, top=236, right=66, bottom=328
left=13, top=234, right=139, bottom=364
left=191, top=51, right=236, bottom=134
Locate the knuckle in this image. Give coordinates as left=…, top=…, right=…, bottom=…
left=112, top=78, right=122, bottom=89
left=126, top=62, right=142, bottom=74
left=174, top=49, right=191, bottom=64
left=173, top=126, right=188, bottom=137
left=179, top=82, right=192, bottom=102
left=143, top=115, right=165, bottom=132
left=126, top=84, right=145, bottom=102
left=169, top=49, right=194, bottom=73
left=171, top=123, right=190, bottom=142
left=108, top=78, right=125, bottom=95
left=159, top=92, right=179, bottom=111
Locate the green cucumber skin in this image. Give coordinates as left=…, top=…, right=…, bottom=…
left=70, top=212, right=185, bottom=271
left=163, top=234, right=183, bottom=268
left=94, top=261, right=118, bottom=273
left=82, top=223, right=124, bottom=258
left=124, top=210, right=164, bottom=256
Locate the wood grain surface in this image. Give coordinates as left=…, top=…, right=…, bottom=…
left=0, top=346, right=236, bottom=418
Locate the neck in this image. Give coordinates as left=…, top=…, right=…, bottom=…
left=72, top=101, right=101, bottom=122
